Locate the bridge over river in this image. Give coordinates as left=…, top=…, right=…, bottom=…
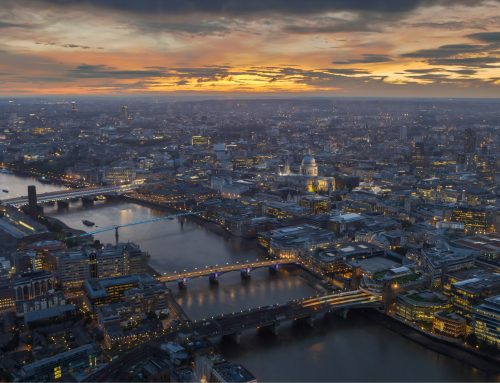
left=172, top=289, right=382, bottom=342
left=1, top=184, right=138, bottom=207
left=157, top=258, right=297, bottom=285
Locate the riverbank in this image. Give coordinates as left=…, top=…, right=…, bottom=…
left=372, top=310, right=500, bottom=375
left=121, top=194, right=252, bottom=240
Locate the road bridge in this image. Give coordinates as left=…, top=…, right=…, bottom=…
left=2, top=184, right=138, bottom=207
left=156, top=258, right=297, bottom=285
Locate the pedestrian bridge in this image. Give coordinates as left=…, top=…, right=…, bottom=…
left=157, top=258, right=297, bottom=283
left=1, top=184, right=138, bottom=207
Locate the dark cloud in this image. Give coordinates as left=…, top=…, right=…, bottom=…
left=409, top=21, right=469, bottom=30
left=133, top=19, right=230, bottom=35
left=333, top=54, right=393, bottom=64
left=400, top=40, right=499, bottom=68
left=35, top=41, right=99, bottom=49
left=0, top=21, right=34, bottom=28
left=283, top=17, right=381, bottom=34
left=70, top=64, right=166, bottom=78
left=405, top=73, right=451, bottom=81
left=324, top=68, right=371, bottom=75
left=446, top=69, right=477, bottom=75
left=404, top=68, right=443, bottom=73
left=404, top=68, right=478, bottom=75
left=428, top=56, right=499, bottom=67
left=467, top=31, right=500, bottom=43
left=31, top=0, right=456, bottom=15
left=401, top=44, right=486, bottom=58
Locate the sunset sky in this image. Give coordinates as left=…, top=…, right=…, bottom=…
left=0, top=0, right=499, bottom=97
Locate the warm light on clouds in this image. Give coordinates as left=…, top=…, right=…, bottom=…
left=0, top=0, right=498, bottom=97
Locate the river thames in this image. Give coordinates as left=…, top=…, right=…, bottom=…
left=0, top=172, right=495, bottom=381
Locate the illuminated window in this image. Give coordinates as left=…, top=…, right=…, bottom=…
left=54, top=366, right=62, bottom=380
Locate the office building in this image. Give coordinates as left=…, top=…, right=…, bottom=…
left=464, top=128, right=476, bottom=154
left=432, top=311, right=466, bottom=338
left=395, top=290, right=450, bottom=323
left=17, top=344, right=98, bottom=382
left=51, top=242, right=149, bottom=290
left=471, top=295, right=500, bottom=349
left=83, top=273, right=159, bottom=313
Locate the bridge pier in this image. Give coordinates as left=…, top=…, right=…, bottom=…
left=57, top=200, right=69, bottom=209
left=209, top=273, right=219, bottom=285
left=337, top=308, right=349, bottom=320
left=304, top=314, right=316, bottom=328
left=268, top=264, right=280, bottom=275
left=82, top=196, right=94, bottom=206
left=232, top=332, right=242, bottom=345
left=178, top=278, right=188, bottom=289
left=260, top=322, right=279, bottom=335
left=240, top=268, right=251, bottom=280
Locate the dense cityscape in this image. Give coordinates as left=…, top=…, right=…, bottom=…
left=1, top=0, right=499, bottom=382
left=0, top=97, right=498, bottom=381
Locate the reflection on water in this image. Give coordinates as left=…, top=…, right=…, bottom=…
left=221, top=312, right=493, bottom=382
left=46, top=200, right=266, bottom=273
left=34, top=193, right=496, bottom=382
left=172, top=267, right=316, bottom=320
left=0, top=172, right=66, bottom=200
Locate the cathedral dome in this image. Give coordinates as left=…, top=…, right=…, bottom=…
left=300, top=155, right=318, bottom=177
left=301, top=155, right=316, bottom=166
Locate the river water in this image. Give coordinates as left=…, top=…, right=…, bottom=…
left=1, top=172, right=496, bottom=381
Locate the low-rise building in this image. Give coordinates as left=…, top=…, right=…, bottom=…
left=83, top=273, right=163, bottom=313
left=471, top=295, right=500, bottom=349
left=432, top=311, right=467, bottom=339
left=450, top=275, right=500, bottom=317
left=49, top=242, right=149, bottom=290
left=258, top=224, right=336, bottom=259
left=313, top=242, right=384, bottom=273
left=395, top=290, right=450, bottom=323
left=16, top=344, right=99, bottom=382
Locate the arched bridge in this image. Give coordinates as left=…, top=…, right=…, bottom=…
left=157, top=258, right=297, bottom=284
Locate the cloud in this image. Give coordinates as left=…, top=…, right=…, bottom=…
left=133, top=19, right=231, bottom=35
left=0, top=21, right=35, bottom=28
left=428, top=57, right=499, bottom=67
left=446, top=69, right=477, bottom=75
left=401, top=44, right=486, bottom=58
left=400, top=40, right=499, bottom=68
left=467, top=31, right=500, bottom=43
left=35, top=41, right=101, bottom=49
left=27, top=0, right=446, bottom=15
left=404, top=68, right=443, bottom=73
left=333, top=54, right=393, bottom=64
left=283, top=16, right=381, bottom=34
left=69, top=64, right=166, bottom=78
left=324, top=68, right=371, bottom=75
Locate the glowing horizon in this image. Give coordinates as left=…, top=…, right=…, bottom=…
left=0, top=0, right=499, bottom=97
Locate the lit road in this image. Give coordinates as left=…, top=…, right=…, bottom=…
left=2, top=184, right=138, bottom=207
left=157, top=258, right=298, bottom=282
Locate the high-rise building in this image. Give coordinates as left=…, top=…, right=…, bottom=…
left=27, top=185, right=37, bottom=218
left=71, top=100, right=77, bottom=112
left=121, top=105, right=129, bottom=121
left=474, top=155, right=496, bottom=182
left=411, top=142, right=426, bottom=178
left=400, top=126, right=408, bottom=142
left=464, top=128, right=476, bottom=154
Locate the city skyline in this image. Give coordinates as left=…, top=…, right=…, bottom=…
left=0, top=0, right=499, bottom=97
